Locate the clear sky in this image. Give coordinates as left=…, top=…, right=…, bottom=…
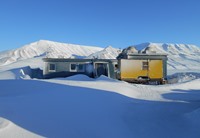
left=0, top=0, right=200, bottom=51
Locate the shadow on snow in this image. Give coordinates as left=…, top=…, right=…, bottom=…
left=0, top=80, right=200, bottom=138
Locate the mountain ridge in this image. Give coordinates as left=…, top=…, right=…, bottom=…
left=0, top=40, right=103, bottom=66
left=0, top=40, right=200, bottom=70
left=86, top=45, right=121, bottom=59
left=134, top=43, right=200, bottom=70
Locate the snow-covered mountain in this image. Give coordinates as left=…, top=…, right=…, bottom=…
left=85, top=42, right=200, bottom=70
left=0, top=40, right=103, bottom=66
left=0, top=40, right=200, bottom=71
left=86, top=46, right=121, bottom=59
left=134, top=42, right=200, bottom=70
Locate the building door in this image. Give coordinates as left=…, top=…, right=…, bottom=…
left=95, top=63, right=108, bottom=77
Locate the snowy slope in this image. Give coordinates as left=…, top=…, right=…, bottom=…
left=0, top=75, right=200, bottom=138
left=86, top=46, right=121, bottom=59
left=0, top=41, right=200, bottom=71
left=0, top=40, right=200, bottom=138
left=0, top=40, right=103, bottom=66
left=134, top=42, right=200, bottom=70
left=86, top=42, right=200, bottom=70
left=0, top=41, right=200, bottom=138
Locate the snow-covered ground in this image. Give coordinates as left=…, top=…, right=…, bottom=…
left=0, top=74, right=200, bottom=138
left=0, top=40, right=200, bottom=138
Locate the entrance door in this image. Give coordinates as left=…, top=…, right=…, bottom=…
left=95, top=63, right=108, bottom=77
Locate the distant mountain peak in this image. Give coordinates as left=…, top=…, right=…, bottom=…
left=105, top=45, right=113, bottom=49
left=0, top=40, right=103, bottom=66
left=86, top=45, right=120, bottom=59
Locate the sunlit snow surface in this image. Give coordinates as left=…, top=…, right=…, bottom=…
left=0, top=41, right=200, bottom=138
left=0, top=73, right=200, bottom=138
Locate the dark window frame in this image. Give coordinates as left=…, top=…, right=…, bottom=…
left=49, top=63, right=56, bottom=72
left=70, top=64, right=77, bottom=71
left=70, top=63, right=85, bottom=72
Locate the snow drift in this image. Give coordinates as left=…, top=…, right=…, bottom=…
left=0, top=40, right=200, bottom=138
left=0, top=76, right=200, bottom=138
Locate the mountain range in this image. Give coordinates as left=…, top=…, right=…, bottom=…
left=0, top=40, right=102, bottom=66
left=135, top=42, right=200, bottom=70
left=0, top=40, right=200, bottom=71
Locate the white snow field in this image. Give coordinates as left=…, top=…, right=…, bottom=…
left=0, top=75, right=200, bottom=138
left=0, top=40, right=200, bottom=138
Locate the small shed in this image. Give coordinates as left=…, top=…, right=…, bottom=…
left=117, top=47, right=168, bottom=84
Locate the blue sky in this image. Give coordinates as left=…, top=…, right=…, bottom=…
left=0, top=0, right=200, bottom=51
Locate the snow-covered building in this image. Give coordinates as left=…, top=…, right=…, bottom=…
left=117, top=46, right=168, bottom=84
left=43, top=45, right=168, bottom=84
left=43, top=58, right=118, bottom=79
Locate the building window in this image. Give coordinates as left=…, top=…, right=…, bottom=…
left=70, top=63, right=85, bottom=72
left=142, top=61, right=149, bottom=70
left=70, top=64, right=76, bottom=71
left=49, top=63, right=56, bottom=72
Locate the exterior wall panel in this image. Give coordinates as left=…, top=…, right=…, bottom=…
left=120, top=58, right=165, bottom=82
left=120, top=59, right=148, bottom=79
left=149, top=60, right=163, bottom=79
left=43, top=58, right=118, bottom=79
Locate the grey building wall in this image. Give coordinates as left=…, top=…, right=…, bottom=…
left=43, top=58, right=118, bottom=79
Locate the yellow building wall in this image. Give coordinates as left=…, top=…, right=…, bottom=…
left=120, top=59, right=163, bottom=79
left=120, top=59, right=147, bottom=79
left=149, top=60, right=163, bottom=79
